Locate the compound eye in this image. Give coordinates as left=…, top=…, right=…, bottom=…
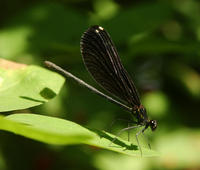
left=150, top=120, right=157, bottom=131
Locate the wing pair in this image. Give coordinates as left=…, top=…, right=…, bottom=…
left=80, top=25, right=141, bottom=108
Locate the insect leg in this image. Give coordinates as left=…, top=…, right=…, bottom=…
left=110, top=125, right=141, bottom=146
left=142, top=131, right=151, bottom=150
left=136, top=126, right=149, bottom=156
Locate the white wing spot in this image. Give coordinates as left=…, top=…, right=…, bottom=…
left=99, top=26, right=104, bottom=30
left=95, top=29, right=99, bottom=33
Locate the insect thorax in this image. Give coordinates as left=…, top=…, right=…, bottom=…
left=133, top=105, right=149, bottom=125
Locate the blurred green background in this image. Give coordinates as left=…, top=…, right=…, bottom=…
left=0, top=0, right=200, bottom=169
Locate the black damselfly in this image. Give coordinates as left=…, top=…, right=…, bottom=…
left=45, top=25, right=157, bottom=155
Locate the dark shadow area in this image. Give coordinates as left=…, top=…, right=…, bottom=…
left=40, top=87, right=56, bottom=99
left=88, top=128, right=138, bottom=151
left=20, top=88, right=56, bottom=102
left=19, top=96, right=45, bottom=103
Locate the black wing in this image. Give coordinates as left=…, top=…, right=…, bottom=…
left=80, top=25, right=140, bottom=107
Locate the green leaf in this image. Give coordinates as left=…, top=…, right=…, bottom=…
left=0, top=114, right=159, bottom=157
left=0, top=59, right=65, bottom=112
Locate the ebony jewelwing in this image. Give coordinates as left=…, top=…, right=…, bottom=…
left=44, top=25, right=157, bottom=155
